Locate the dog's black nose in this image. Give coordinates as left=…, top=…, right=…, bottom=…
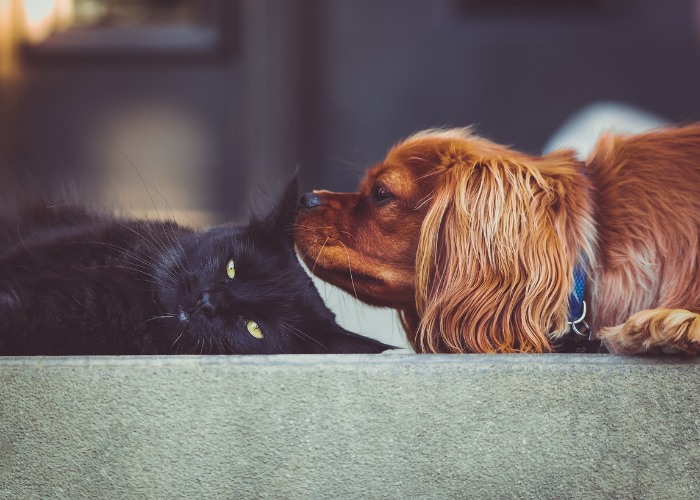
left=299, top=192, right=322, bottom=209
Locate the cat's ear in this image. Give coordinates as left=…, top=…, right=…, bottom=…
left=252, top=175, right=299, bottom=244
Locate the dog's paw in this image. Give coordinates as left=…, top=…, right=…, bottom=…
left=599, top=309, right=700, bottom=355
left=598, top=323, right=644, bottom=354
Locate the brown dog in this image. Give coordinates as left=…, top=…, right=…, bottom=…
left=295, top=125, right=700, bottom=354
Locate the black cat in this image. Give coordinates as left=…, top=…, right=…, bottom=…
left=0, top=179, right=392, bottom=355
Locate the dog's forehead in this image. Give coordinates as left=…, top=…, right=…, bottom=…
left=361, top=162, right=415, bottom=193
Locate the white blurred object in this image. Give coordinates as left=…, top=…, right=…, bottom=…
left=308, top=273, right=414, bottom=352
left=543, top=101, right=668, bottom=158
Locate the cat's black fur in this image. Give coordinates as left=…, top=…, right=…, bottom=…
left=0, top=179, right=392, bottom=355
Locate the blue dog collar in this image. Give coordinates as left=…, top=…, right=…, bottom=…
left=567, top=257, right=592, bottom=339
left=555, top=258, right=604, bottom=353
left=568, top=260, right=587, bottom=326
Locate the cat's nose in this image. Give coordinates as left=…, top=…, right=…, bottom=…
left=299, top=192, right=322, bottom=209
left=192, top=292, right=215, bottom=318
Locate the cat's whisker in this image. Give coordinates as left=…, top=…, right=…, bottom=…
left=141, top=220, right=190, bottom=276
left=107, top=254, right=153, bottom=273
left=167, top=229, right=191, bottom=274
left=223, top=338, right=231, bottom=354
left=170, top=330, right=185, bottom=350
left=119, top=224, right=167, bottom=264
left=113, top=262, right=177, bottom=288
left=138, top=314, right=176, bottom=329
left=90, top=245, right=177, bottom=287
left=137, top=221, right=188, bottom=276
left=188, top=336, right=197, bottom=355
left=144, top=166, right=193, bottom=273
left=119, top=221, right=177, bottom=277
left=214, top=335, right=224, bottom=354
left=108, top=264, right=177, bottom=288
left=131, top=280, right=174, bottom=292
left=94, top=250, right=169, bottom=282
left=114, top=221, right=170, bottom=262
left=100, top=256, right=176, bottom=285
left=137, top=219, right=168, bottom=251
left=114, top=237, right=173, bottom=281
left=44, top=257, right=174, bottom=290
left=221, top=336, right=235, bottom=354
left=280, top=320, right=327, bottom=350
left=144, top=314, right=175, bottom=322
left=120, top=151, right=169, bottom=229
left=67, top=240, right=158, bottom=274
left=68, top=291, right=87, bottom=309
left=158, top=230, right=190, bottom=276
left=166, top=230, right=191, bottom=273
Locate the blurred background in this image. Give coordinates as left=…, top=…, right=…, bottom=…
left=1, top=0, right=699, bottom=348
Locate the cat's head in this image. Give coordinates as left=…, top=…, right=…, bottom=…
left=155, top=177, right=393, bottom=354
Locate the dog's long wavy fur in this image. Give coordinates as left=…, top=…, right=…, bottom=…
left=411, top=129, right=596, bottom=353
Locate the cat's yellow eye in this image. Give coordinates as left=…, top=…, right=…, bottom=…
left=226, top=259, right=236, bottom=279
left=246, top=320, right=263, bottom=339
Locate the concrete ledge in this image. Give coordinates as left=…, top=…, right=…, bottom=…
left=1, top=354, right=699, bottom=499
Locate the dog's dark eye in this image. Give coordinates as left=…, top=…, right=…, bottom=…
left=372, top=185, right=394, bottom=204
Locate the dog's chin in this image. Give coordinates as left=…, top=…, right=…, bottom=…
left=301, top=256, right=410, bottom=309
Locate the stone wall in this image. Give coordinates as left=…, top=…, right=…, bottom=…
left=1, top=354, right=698, bottom=499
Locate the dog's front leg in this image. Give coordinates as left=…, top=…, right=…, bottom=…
left=599, top=308, right=700, bottom=354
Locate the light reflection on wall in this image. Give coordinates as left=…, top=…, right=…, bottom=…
left=20, top=0, right=72, bottom=44
left=88, top=101, right=214, bottom=227
left=0, top=0, right=72, bottom=75
left=0, top=1, right=20, bottom=77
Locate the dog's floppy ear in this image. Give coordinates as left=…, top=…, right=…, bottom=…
left=414, top=145, right=590, bottom=353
